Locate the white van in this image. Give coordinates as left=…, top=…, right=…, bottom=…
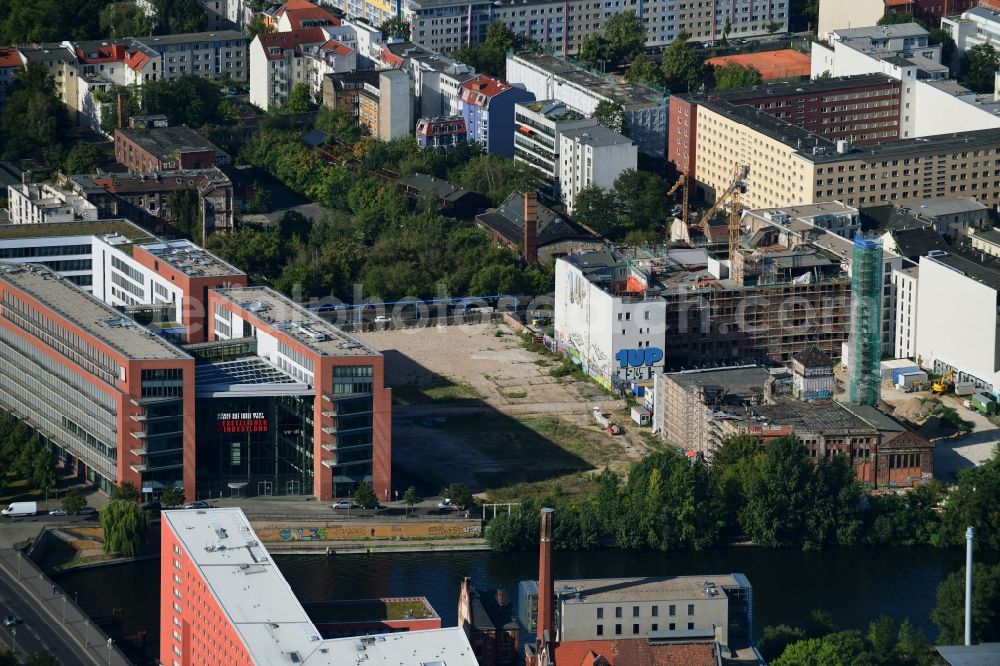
left=2, top=502, right=37, bottom=517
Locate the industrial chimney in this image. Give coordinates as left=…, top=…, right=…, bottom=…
left=537, top=507, right=554, bottom=649
left=523, top=191, right=539, bottom=263
left=116, top=91, right=128, bottom=130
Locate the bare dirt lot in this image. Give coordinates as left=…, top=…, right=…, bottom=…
left=357, top=323, right=658, bottom=499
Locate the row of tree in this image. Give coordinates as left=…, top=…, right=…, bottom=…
left=0, top=411, right=59, bottom=498
left=0, top=0, right=206, bottom=44
left=485, top=437, right=1000, bottom=553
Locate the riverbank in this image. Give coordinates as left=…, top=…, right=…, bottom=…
left=265, top=539, right=490, bottom=555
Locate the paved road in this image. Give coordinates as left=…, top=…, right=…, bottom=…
left=930, top=394, right=1000, bottom=481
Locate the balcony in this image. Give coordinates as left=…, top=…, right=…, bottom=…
left=130, top=463, right=148, bottom=474
left=322, top=410, right=337, bottom=418
left=321, top=426, right=337, bottom=435
left=130, top=447, right=147, bottom=456
left=321, top=459, right=336, bottom=468
left=130, top=431, right=147, bottom=440
left=321, top=443, right=337, bottom=452
left=130, top=414, right=147, bottom=422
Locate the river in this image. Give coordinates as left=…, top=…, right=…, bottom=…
left=55, top=546, right=989, bottom=664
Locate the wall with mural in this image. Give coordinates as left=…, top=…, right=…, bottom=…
left=252, top=520, right=483, bottom=542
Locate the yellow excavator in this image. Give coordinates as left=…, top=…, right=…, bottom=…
left=932, top=368, right=955, bottom=395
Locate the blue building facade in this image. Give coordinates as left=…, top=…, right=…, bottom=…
left=461, top=75, right=535, bottom=157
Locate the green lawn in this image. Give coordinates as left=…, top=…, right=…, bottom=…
left=391, top=378, right=483, bottom=405
left=0, top=477, right=46, bottom=506
left=305, top=599, right=435, bottom=623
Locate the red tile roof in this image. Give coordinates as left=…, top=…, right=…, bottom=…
left=320, top=39, right=353, bottom=57
left=461, top=74, right=512, bottom=99
left=125, top=50, right=150, bottom=71
left=276, top=0, right=341, bottom=29
left=554, top=639, right=718, bottom=666
left=76, top=43, right=127, bottom=64
left=380, top=44, right=405, bottom=68
left=0, top=47, right=22, bottom=69
left=256, top=27, right=329, bottom=60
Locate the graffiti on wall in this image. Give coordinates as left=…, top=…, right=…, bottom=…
left=253, top=521, right=483, bottom=542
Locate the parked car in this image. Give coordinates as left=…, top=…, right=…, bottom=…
left=184, top=501, right=210, bottom=510
left=3, top=616, right=18, bottom=627
left=437, top=499, right=460, bottom=512
left=78, top=506, right=98, bottom=516
left=331, top=501, right=356, bottom=509
left=48, top=508, right=68, bottom=516
left=374, top=315, right=392, bottom=323
left=2, top=502, right=37, bottom=517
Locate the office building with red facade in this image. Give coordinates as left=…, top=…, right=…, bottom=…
left=161, top=508, right=477, bottom=666
left=0, top=263, right=196, bottom=495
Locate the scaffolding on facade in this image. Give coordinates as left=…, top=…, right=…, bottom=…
left=848, top=234, right=883, bottom=406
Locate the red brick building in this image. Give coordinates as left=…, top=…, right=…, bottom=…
left=884, top=0, right=981, bottom=22
left=458, top=577, right=520, bottom=665
left=115, top=125, right=229, bottom=173
left=669, top=74, right=902, bottom=194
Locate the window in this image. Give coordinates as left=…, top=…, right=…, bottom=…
left=596, top=625, right=603, bottom=636
left=615, top=607, right=622, bottom=618
left=615, top=624, right=622, bottom=635
left=652, top=606, right=658, bottom=617
left=597, top=608, right=604, bottom=619
left=688, top=604, right=695, bottom=616
left=669, top=605, right=676, bottom=616
left=688, top=622, right=695, bottom=630
left=633, top=623, right=640, bottom=635
left=669, top=623, right=676, bottom=630
left=652, top=623, right=658, bottom=631
left=632, top=606, right=640, bottom=618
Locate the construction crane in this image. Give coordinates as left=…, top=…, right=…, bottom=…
left=667, top=172, right=689, bottom=225
left=697, top=164, right=749, bottom=256
left=932, top=367, right=955, bottom=395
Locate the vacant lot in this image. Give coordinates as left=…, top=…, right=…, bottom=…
left=358, top=324, right=652, bottom=499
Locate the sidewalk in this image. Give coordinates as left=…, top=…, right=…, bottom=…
left=0, top=544, right=131, bottom=666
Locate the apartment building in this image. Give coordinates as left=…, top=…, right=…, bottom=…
left=507, top=51, right=668, bottom=156
left=415, top=115, right=467, bottom=148
left=161, top=508, right=477, bottom=666
left=128, top=31, right=248, bottom=83
left=67, top=169, right=236, bottom=236
left=558, top=125, right=636, bottom=214
left=0, top=47, right=21, bottom=112
left=819, top=0, right=981, bottom=41
left=329, top=0, right=399, bottom=28
left=273, top=0, right=342, bottom=30
left=380, top=41, right=478, bottom=119
left=249, top=27, right=332, bottom=110
left=114, top=124, right=229, bottom=173
left=668, top=74, right=902, bottom=193
left=687, top=95, right=1000, bottom=211
left=892, top=263, right=918, bottom=359
left=323, top=68, right=412, bottom=140
left=6, top=182, right=98, bottom=225
left=0, top=263, right=197, bottom=496
left=405, top=0, right=789, bottom=55
left=460, top=74, right=534, bottom=157
left=513, top=100, right=596, bottom=196
left=942, top=6, right=1000, bottom=64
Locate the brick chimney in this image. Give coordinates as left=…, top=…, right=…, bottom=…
left=536, top=507, right=554, bottom=648
left=523, top=191, right=538, bottom=263
left=496, top=587, right=507, bottom=608
left=20, top=170, right=31, bottom=186
left=116, top=91, right=128, bottom=130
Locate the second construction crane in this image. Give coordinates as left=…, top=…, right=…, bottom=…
left=669, top=165, right=748, bottom=258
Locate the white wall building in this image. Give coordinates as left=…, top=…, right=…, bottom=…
left=555, top=250, right=666, bottom=389
left=513, top=100, right=596, bottom=193
left=7, top=183, right=98, bottom=225
left=818, top=0, right=884, bottom=42
left=892, top=264, right=918, bottom=360
left=342, top=19, right=384, bottom=67
left=942, top=7, right=1000, bottom=65
left=559, top=125, right=637, bottom=214
left=915, top=249, right=1000, bottom=394
left=250, top=28, right=332, bottom=110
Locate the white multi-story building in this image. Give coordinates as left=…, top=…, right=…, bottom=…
left=558, top=125, right=636, bottom=214
left=817, top=0, right=884, bottom=41
left=379, top=41, right=477, bottom=119
left=892, top=263, right=918, bottom=360
left=405, top=0, right=788, bottom=55
left=129, top=31, right=248, bottom=83
left=7, top=183, right=98, bottom=225
left=342, top=18, right=384, bottom=67
left=513, top=100, right=596, bottom=195
left=250, top=28, right=335, bottom=110
left=942, top=6, right=1000, bottom=66
left=506, top=51, right=668, bottom=157
left=915, top=248, right=1000, bottom=394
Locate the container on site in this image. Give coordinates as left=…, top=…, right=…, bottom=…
left=971, top=392, right=997, bottom=415
left=892, top=367, right=921, bottom=385
left=954, top=381, right=976, bottom=396
left=894, top=370, right=927, bottom=388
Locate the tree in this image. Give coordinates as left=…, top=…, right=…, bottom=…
left=167, top=188, right=202, bottom=242
left=579, top=34, right=613, bottom=71
left=713, top=63, right=763, bottom=90
left=721, top=18, right=732, bottom=45
left=160, top=485, right=185, bottom=508
left=867, top=615, right=897, bottom=665
left=353, top=482, right=379, bottom=508
left=100, top=499, right=151, bottom=557
left=961, top=42, right=1000, bottom=94
left=767, top=20, right=783, bottom=35
left=379, top=15, right=411, bottom=40
left=112, top=481, right=140, bottom=503
left=403, top=485, right=421, bottom=515
left=624, top=53, right=663, bottom=85
left=660, top=32, right=706, bottom=93
left=774, top=630, right=872, bottom=666
left=30, top=446, right=58, bottom=499
left=64, top=143, right=103, bottom=174
left=452, top=21, right=536, bottom=79
left=277, top=210, right=312, bottom=242
left=150, top=0, right=207, bottom=35
left=284, top=83, right=316, bottom=114
left=932, top=562, right=1000, bottom=644
left=246, top=14, right=274, bottom=42
left=739, top=436, right=813, bottom=547
left=100, top=2, right=147, bottom=38
left=484, top=511, right=537, bottom=552
left=941, top=444, right=1000, bottom=549
left=758, top=625, right=807, bottom=662
left=571, top=186, right=618, bottom=236
left=25, top=652, right=60, bottom=666
left=61, top=488, right=87, bottom=515
left=455, top=154, right=542, bottom=205
left=442, top=482, right=476, bottom=511
left=603, top=11, right=646, bottom=66
left=593, top=100, right=626, bottom=135
left=1, top=0, right=115, bottom=44
left=0, top=62, right=71, bottom=164
left=895, top=618, right=929, bottom=664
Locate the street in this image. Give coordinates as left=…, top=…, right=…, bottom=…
left=0, top=565, right=90, bottom=664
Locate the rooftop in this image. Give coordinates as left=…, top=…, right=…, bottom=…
left=0, top=219, right=154, bottom=243
left=553, top=575, right=747, bottom=604
left=973, top=227, right=1000, bottom=246
left=138, top=30, right=245, bottom=47
left=559, top=124, right=633, bottom=148
left=116, top=125, right=227, bottom=160
left=138, top=239, right=245, bottom=279
left=886, top=227, right=949, bottom=258
left=211, top=286, right=380, bottom=357
left=925, top=247, right=1000, bottom=292
left=709, top=73, right=898, bottom=103
left=195, top=357, right=312, bottom=398
left=461, top=74, right=513, bottom=100
left=277, top=0, right=341, bottom=30
left=477, top=192, right=597, bottom=247
left=256, top=27, right=329, bottom=59
left=833, top=23, right=929, bottom=41
left=0, top=264, right=190, bottom=361
left=398, top=173, right=485, bottom=204
left=519, top=99, right=587, bottom=121
left=904, top=196, right=988, bottom=218
left=77, top=168, right=231, bottom=194
left=742, top=398, right=880, bottom=433
left=666, top=366, right=772, bottom=397
left=510, top=51, right=665, bottom=109
left=162, top=508, right=477, bottom=666
left=303, top=598, right=438, bottom=624
left=0, top=47, right=21, bottom=69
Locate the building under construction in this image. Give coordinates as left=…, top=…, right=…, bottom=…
left=848, top=234, right=884, bottom=406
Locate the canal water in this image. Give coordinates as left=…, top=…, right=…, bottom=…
left=56, top=546, right=989, bottom=664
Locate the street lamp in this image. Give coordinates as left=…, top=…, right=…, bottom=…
left=11, top=627, right=15, bottom=655
left=62, top=593, right=67, bottom=623
left=16, top=552, right=21, bottom=579
left=107, top=637, right=113, bottom=666
left=84, top=620, right=90, bottom=648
